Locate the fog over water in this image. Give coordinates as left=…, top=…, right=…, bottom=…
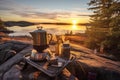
left=7, top=24, right=86, bottom=36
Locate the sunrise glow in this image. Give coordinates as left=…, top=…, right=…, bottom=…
left=72, top=20, right=78, bottom=30
left=72, top=20, right=77, bottom=25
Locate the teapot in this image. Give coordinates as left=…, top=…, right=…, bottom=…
left=30, top=26, right=52, bottom=52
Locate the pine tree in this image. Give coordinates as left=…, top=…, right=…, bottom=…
left=86, top=0, right=114, bottom=49
left=86, top=0, right=120, bottom=56
left=0, top=18, right=7, bottom=30
left=103, top=1, right=120, bottom=57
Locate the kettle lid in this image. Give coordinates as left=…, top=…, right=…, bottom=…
left=32, top=26, right=46, bottom=33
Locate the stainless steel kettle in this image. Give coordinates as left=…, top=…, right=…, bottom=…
left=30, top=26, right=52, bottom=52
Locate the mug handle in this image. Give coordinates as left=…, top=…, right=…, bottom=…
left=48, top=33, right=53, bottom=44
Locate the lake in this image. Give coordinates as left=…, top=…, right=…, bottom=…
left=7, top=24, right=87, bottom=36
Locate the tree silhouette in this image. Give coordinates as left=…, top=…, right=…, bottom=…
left=86, top=0, right=120, bottom=58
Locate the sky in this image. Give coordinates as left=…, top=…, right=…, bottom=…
left=0, top=0, right=92, bottom=23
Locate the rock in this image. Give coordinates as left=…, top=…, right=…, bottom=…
left=0, top=41, right=120, bottom=80
left=0, top=41, right=31, bottom=65
left=0, top=50, right=16, bottom=65
left=66, top=61, right=120, bottom=80
left=0, top=41, right=32, bottom=79
left=2, top=65, right=23, bottom=80
left=69, top=44, right=120, bottom=80
left=0, top=41, right=31, bottom=52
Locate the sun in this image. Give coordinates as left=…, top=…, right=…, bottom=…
left=72, top=20, right=77, bottom=25
left=72, top=20, right=78, bottom=30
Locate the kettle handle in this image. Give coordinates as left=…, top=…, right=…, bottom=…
left=48, top=33, right=53, bottom=44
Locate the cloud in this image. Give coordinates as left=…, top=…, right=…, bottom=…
left=0, top=0, right=34, bottom=12
left=11, top=10, right=72, bottom=20
left=0, top=0, right=13, bottom=10
left=0, top=0, right=91, bottom=21
left=77, top=14, right=91, bottom=16
left=10, top=9, right=91, bottom=21
left=0, top=7, right=13, bottom=11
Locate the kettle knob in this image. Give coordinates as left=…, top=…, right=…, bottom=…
left=37, top=26, right=43, bottom=30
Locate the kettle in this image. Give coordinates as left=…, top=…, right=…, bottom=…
left=30, top=26, right=52, bottom=52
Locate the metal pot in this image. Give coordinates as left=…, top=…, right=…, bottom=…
left=30, top=26, right=52, bottom=52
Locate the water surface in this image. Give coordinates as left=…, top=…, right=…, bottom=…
left=7, top=24, right=86, bottom=36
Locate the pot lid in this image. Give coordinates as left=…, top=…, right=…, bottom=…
left=32, top=26, right=46, bottom=33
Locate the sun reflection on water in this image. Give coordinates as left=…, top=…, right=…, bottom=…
left=72, top=25, right=77, bottom=30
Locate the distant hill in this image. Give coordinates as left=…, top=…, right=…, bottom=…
left=3, top=21, right=91, bottom=27
left=4, top=21, right=35, bottom=27
left=0, top=19, right=14, bottom=33
left=39, top=22, right=91, bottom=26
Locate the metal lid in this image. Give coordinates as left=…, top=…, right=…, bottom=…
left=63, top=44, right=70, bottom=47
left=32, top=26, right=46, bottom=33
